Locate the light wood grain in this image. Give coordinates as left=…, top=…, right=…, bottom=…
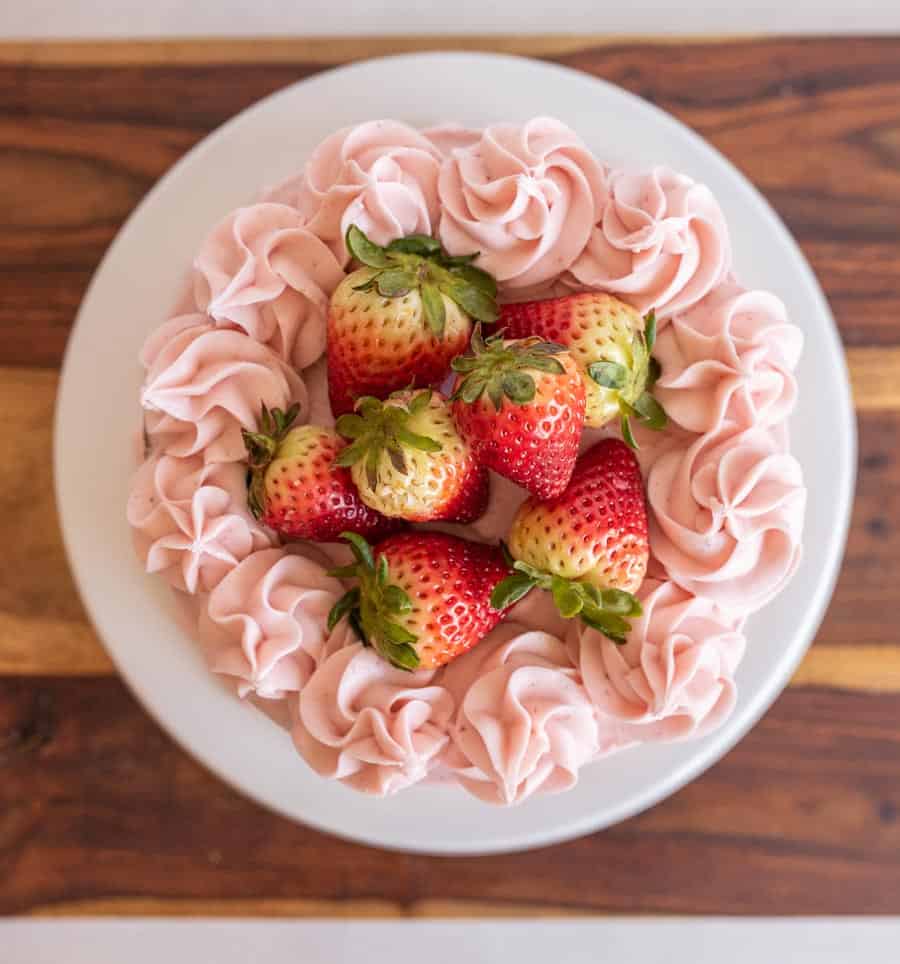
left=0, top=359, right=895, bottom=682
left=0, top=36, right=754, bottom=68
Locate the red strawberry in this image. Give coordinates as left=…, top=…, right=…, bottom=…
left=328, top=531, right=512, bottom=670
left=491, top=438, right=649, bottom=641
left=242, top=405, right=400, bottom=542
left=498, top=292, right=666, bottom=446
left=327, top=226, right=499, bottom=416
left=335, top=388, right=488, bottom=524
left=450, top=326, right=586, bottom=499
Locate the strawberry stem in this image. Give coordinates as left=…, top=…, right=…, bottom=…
left=327, top=533, right=420, bottom=671
left=344, top=225, right=500, bottom=334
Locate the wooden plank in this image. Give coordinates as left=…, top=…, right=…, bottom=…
left=0, top=366, right=896, bottom=682
left=0, top=36, right=755, bottom=68
left=2, top=678, right=898, bottom=915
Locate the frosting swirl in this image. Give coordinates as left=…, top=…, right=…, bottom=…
left=570, top=166, right=731, bottom=317
left=293, top=632, right=454, bottom=795
left=141, top=319, right=307, bottom=462
left=653, top=281, right=802, bottom=434
left=437, top=117, right=607, bottom=289
left=268, top=120, right=442, bottom=264
left=442, top=624, right=599, bottom=805
left=199, top=548, right=343, bottom=699
left=573, top=580, right=745, bottom=740
left=648, top=427, right=805, bottom=614
left=127, top=453, right=273, bottom=594
left=193, top=203, right=344, bottom=370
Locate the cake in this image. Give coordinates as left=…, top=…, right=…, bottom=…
left=128, top=117, right=806, bottom=805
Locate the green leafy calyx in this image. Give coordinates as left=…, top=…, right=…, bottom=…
left=327, top=533, right=420, bottom=671
left=450, top=325, right=567, bottom=410
left=241, top=403, right=301, bottom=518
left=334, top=390, right=441, bottom=492
left=490, top=558, right=642, bottom=644
left=345, top=225, right=499, bottom=338
left=586, top=308, right=668, bottom=451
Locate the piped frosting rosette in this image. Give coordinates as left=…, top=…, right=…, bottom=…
left=193, top=202, right=345, bottom=370
left=437, top=117, right=608, bottom=290
left=571, top=579, right=745, bottom=741
left=570, top=166, right=731, bottom=318
left=140, top=318, right=308, bottom=463
left=441, top=623, right=600, bottom=805
left=127, top=452, right=274, bottom=594
left=648, top=426, right=806, bottom=615
left=267, top=120, right=442, bottom=264
left=198, top=547, right=343, bottom=699
left=653, top=281, right=802, bottom=434
left=292, top=625, right=455, bottom=795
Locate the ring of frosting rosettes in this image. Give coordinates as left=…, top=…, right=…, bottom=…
left=243, top=226, right=667, bottom=670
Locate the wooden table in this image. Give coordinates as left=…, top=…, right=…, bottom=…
left=2, top=35, right=899, bottom=917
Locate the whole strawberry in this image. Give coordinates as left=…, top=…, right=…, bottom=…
left=328, top=531, right=511, bottom=670
left=498, top=293, right=666, bottom=446
left=450, top=326, right=586, bottom=499
left=335, top=388, right=488, bottom=523
left=491, top=438, right=649, bottom=642
left=327, top=226, right=499, bottom=416
left=242, top=405, right=400, bottom=542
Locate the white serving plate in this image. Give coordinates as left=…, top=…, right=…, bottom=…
left=54, top=52, right=855, bottom=855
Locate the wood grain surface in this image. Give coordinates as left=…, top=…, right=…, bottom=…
left=1, top=35, right=899, bottom=916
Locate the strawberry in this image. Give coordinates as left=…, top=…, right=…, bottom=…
left=491, top=438, right=649, bottom=642
left=327, top=226, right=499, bottom=416
left=328, top=531, right=511, bottom=670
left=242, top=405, right=400, bottom=542
left=335, top=388, right=488, bottom=523
left=450, top=326, right=586, bottom=499
left=498, top=292, right=666, bottom=447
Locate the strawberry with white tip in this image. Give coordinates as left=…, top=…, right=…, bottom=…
left=491, top=438, right=649, bottom=642
left=498, top=292, right=667, bottom=447
left=335, top=388, right=488, bottom=523
left=242, top=405, right=400, bottom=542
left=327, top=226, right=499, bottom=416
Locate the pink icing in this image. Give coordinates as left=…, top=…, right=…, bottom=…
left=192, top=203, right=344, bottom=370
left=572, top=580, right=745, bottom=740
left=437, top=117, right=607, bottom=289
left=130, top=118, right=806, bottom=805
left=199, top=548, right=343, bottom=699
left=654, top=281, right=802, bottom=434
left=648, top=427, right=805, bottom=614
left=267, top=120, right=442, bottom=264
left=570, top=166, right=731, bottom=318
left=441, top=624, right=599, bottom=805
left=141, top=318, right=308, bottom=462
left=127, top=453, right=273, bottom=594
left=292, top=628, right=454, bottom=795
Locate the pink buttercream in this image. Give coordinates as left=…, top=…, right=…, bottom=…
left=141, top=319, right=307, bottom=462
left=572, top=580, right=745, bottom=740
left=648, top=427, right=805, bottom=614
left=127, top=453, right=273, bottom=594
left=292, top=628, right=454, bottom=795
left=654, top=281, right=802, bottom=433
left=441, top=624, right=599, bottom=805
left=437, top=117, right=607, bottom=290
left=193, top=203, right=344, bottom=370
left=267, top=120, right=442, bottom=264
left=423, top=123, right=481, bottom=156
left=199, top=548, right=343, bottom=699
left=570, top=166, right=731, bottom=318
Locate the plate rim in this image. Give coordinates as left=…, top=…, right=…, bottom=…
left=54, top=50, right=857, bottom=855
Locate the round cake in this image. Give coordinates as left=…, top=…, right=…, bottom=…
left=128, top=117, right=806, bottom=806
